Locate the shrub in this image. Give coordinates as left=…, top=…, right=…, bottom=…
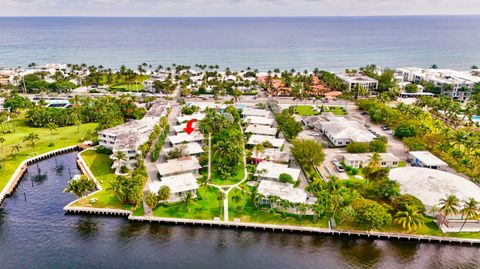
left=369, top=139, right=387, bottom=153
left=352, top=199, right=392, bottom=230
left=96, top=146, right=112, bottom=155
left=279, top=173, right=294, bottom=184
left=346, top=142, right=370, bottom=153
left=120, top=165, right=129, bottom=174
left=392, top=194, right=426, bottom=214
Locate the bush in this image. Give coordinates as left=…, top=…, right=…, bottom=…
left=279, top=173, right=294, bottom=184
left=394, top=122, right=417, bottom=139
left=96, top=146, right=112, bottom=155
left=120, top=165, right=129, bottom=174
left=352, top=199, right=392, bottom=230
left=392, top=194, right=426, bottom=214
left=346, top=142, right=370, bottom=153
left=369, top=139, right=387, bottom=153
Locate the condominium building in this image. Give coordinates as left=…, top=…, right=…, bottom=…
left=336, top=73, right=378, bottom=92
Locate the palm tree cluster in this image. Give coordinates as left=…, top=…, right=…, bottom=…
left=436, top=194, right=479, bottom=232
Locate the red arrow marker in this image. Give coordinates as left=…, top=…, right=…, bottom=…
left=184, top=119, right=196, bottom=135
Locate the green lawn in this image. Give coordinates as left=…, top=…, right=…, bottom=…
left=73, top=149, right=132, bottom=210
left=228, top=187, right=329, bottom=227
left=295, top=105, right=347, bottom=116
left=0, top=114, right=97, bottom=192
left=152, top=186, right=222, bottom=220
left=209, top=163, right=245, bottom=186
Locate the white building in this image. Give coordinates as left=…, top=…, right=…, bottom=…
left=243, top=116, right=274, bottom=126
left=241, top=108, right=271, bottom=118
left=245, top=124, right=277, bottom=136
left=409, top=151, right=448, bottom=171
left=255, top=161, right=300, bottom=182
left=148, top=173, right=199, bottom=202
left=343, top=153, right=401, bottom=168
left=163, top=142, right=204, bottom=157
left=173, top=122, right=199, bottom=133
left=247, top=135, right=285, bottom=149
left=177, top=113, right=206, bottom=124
left=318, top=117, right=376, bottom=146
left=336, top=73, right=379, bottom=92
left=168, top=132, right=204, bottom=145
left=257, top=180, right=307, bottom=204
left=251, top=148, right=290, bottom=164
left=98, top=103, right=167, bottom=171
left=156, top=156, right=202, bottom=177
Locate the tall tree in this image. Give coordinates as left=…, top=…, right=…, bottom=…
left=64, top=175, right=96, bottom=204
left=438, top=195, right=460, bottom=226
left=459, top=198, right=479, bottom=232
left=23, top=133, right=39, bottom=154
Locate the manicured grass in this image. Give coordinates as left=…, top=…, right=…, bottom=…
left=209, top=163, right=245, bottom=186
left=295, top=105, right=347, bottom=116
left=152, top=186, right=222, bottom=220
left=74, top=150, right=132, bottom=210
left=0, top=114, right=97, bottom=192
left=228, top=187, right=329, bottom=227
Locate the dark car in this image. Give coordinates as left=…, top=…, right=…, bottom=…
left=360, top=111, right=368, bottom=115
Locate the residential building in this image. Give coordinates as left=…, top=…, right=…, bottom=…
left=409, top=151, right=448, bottom=171
left=243, top=116, right=274, bottom=126
left=343, top=153, right=401, bottom=168
left=156, top=156, right=202, bottom=177
left=318, top=117, right=376, bottom=146
left=247, top=135, right=285, bottom=149
left=255, top=161, right=300, bottom=182
left=241, top=108, right=271, bottom=118
left=257, top=180, right=308, bottom=205
left=251, top=148, right=289, bottom=164
left=245, top=124, right=277, bottom=136
left=177, top=113, right=206, bottom=124
left=148, top=173, right=199, bottom=202
left=168, top=132, right=204, bottom=146
left=336, top=73, right=378, bottom=92
left=163, top=142, right=204, bottom=157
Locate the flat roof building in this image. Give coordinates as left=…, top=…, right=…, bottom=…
left=245, top=124, right=277, bottom=136
left=251, top=148, right=290, bottom=164
left=168, top=132, right=204, bottom=145
left=164, top=142, right=204, bottom=157
left=343, top=153, right=401, bottom=168
left=318, top=117, right=376, bottom=147
left=148, top=173, right=199, bottom=202
left=409, top=151, right=448, bottom=171
left=177, top=113, right=206, bottom=124
left=257, top=180, right=307, bottom=204
left=243, top=116, right=274, bottom=126
left=241, top=108, right=271, bottom=118
left=156, top=156, right=202, bottom=177
left=255, top=161, right=300, bottom=182
left=336, top=73, right=378, bottom=91
left=247, top=135, right=285, bottom=149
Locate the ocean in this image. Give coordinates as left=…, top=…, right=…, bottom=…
left=0, top=16, right=479, bottom=71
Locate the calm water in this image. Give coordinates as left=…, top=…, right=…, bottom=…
left=0, top=16, right=480, bottom=71
left=0, top=152, right=479, bottom=269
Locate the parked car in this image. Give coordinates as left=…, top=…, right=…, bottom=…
left=332, top=159, right=345, bottom=172
left=360, top=111, right=368, bottom=115
left=381, top=124, right=390, bottom=131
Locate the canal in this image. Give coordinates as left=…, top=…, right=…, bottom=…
left=0, top=152, right=479, bottom=269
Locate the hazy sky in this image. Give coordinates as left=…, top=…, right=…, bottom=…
left=1, top=0, right=479, bottom=17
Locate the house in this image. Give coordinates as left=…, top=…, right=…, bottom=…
left=409, top=151, right=448, bottom=171
left=255, top=161, right=300, bottom=182
left=168, top=132, right=204, bottom=146
left=257, top=180, right=308, bottom=205
left=336, top=73, right=378, bottom=92
left=173, top=122, right=198, bottom=133
left=177, top=113, right=206, bottom=124
left=343, top=153, right=401, bottom=168
left=148, top=173, right=199, bottom=202
left=241, top=108, right=271, bottom=118
left=251, top=148, right=290, bottom=164
left=318, top=117, right=376, bottom=146
left=245, top=125, right=277, bottom=136
left=243, top=116, right=274, bottom=126
left=247, top=135, right=285, bottom=149
left=302, top=116, right=322, bottom=127
left=163, top=142, right=204, bottom=157
left=156, top=156, right=202, bottom=177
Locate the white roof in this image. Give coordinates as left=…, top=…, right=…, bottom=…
left=173, top=122, right=198, bottom=133
left=344, top=153, right=400, bottom=163
left=390, top=167, right=480, bottom=208
left=409, top=151, right=448, bottom=167
left=148, top=173, right=199, bottom=194
left=156, top=156, right=202, bottom=176
left=257, top=180, right=307, bottom=204
left=247, top=135, right=285, bottom=148
left=255, top=161, right=300, bottom=181
left=169, top=132, right=204, bottom=144
left=252, top=148, right=290, bottom=163
left=242, top=108, right=271, bottom=118
left=177, top=113, right=205, bottom=124
left=336, top=73, right=378, bottom=84
left=319, top=119, right=376, bottom=143
left=245, top=124, right=277, bottom=136
left=164, top=142, right=204, bottom=156
left=244, top=116, right=274, bottom=126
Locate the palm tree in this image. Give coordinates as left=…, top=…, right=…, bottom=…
left=145, top=192, right=158, bottom=209
left=114, top=151, right=128, bottom=169
left=197, top=175, right=210, bottom=199
left=393, top=205, right=424, bottom=232
left=252, top=143, right=265, bottom=163
left=11, top=144, right=21, bottom=159
left=438, top=194, right=460, bottom=227
left=46, top=122, right=58, bottom=145
left=182, top=191, right=194, bottom=212
left=368, top=152, right=382, bottom=169
left=64, top=175, right=96, bottom=205
left=459, top=197, right=479, bottom=232
left=297, top=203, right=308, bottom=219
left=253, top=192, right=264, bottom=209
left=23, top=133, right=39, bottom=154
left=0, top=137, right=5, bottom=159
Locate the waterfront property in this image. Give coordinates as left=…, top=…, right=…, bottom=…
left=255, top=161, right=300, bottom=182
left=156, top=156, right=202, bottom=177
left=343, top=153, right=400, bottom=168
left=247, top=135, right=285, bottom=149
left=243, top=116, right=274, bottom=126
left=408, top=151, right=448, bottom=171
left=168, top=132, right=204, bottom=145
left=257, top=180, right=311, bottom=211
left=336, top=72, right=378, bottom=92
left=318, top=117, right=376, bottom=146
left=148, top=173, right=199, bottom=202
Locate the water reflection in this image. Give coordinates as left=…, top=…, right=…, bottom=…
left=387, top=241, right=419, bottom=263
left=147, top=223, right=172, bottom=241
left=338, top=238, right=382, bottom=268
left=55, top=164, right=64, bottom=176
left=117, top=222, right=146, bottom=241
left=75, top=218, right=99, bottom=240
left=0, top=208, right=5, bottom=238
